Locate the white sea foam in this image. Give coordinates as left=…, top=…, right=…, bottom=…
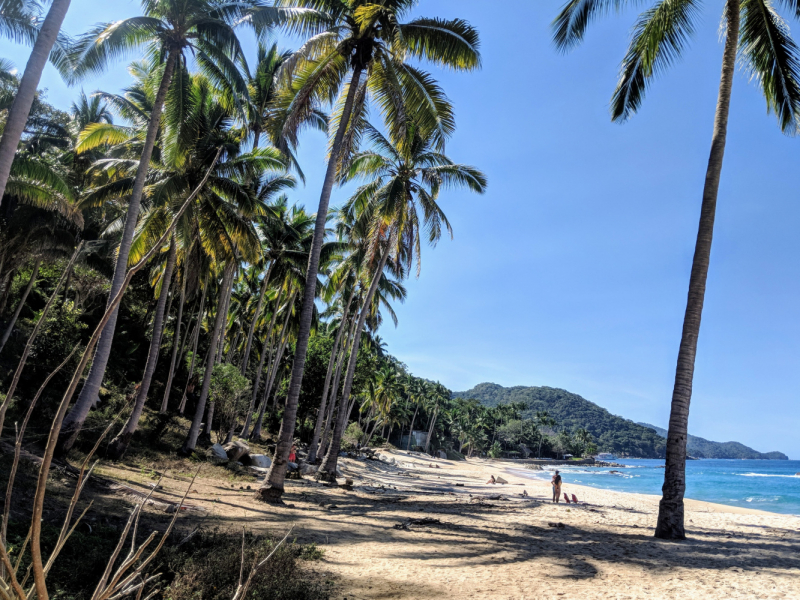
left=740, top=473, right=800, bottom=479
left=745, top=496, right=781, bottom=503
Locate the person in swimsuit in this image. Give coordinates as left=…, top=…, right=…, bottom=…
left=551, top=470, right=562, bottom=503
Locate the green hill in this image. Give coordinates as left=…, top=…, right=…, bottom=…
left=638, top=423, right=788, bottom=460
left=454, top=383, right=666, bottom=458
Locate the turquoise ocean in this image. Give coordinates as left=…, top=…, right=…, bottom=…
left=517, top=459, right=800, bottom=515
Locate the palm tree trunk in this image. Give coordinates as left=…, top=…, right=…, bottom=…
left=406, top=404, right=419, bottom=451
left=106, top=236, right=177, bottom=459
left=0, top=244, right=81, bottom=438
left=56, top=50, right=178, bottom=457
left=241, top=289, right=283, bottom=437
left=314, top=250, right=389, bottom=483
left=655, top=0, right=740, bottom=541
left=179, top=274, right=208, bottom=413
left=0, top=268, right=14, bottom=316
left=240, top=261, right=273, bottom=374
left=0, top=0, right=71, bottom=212
left=316, top=297, right=360, bottom=458
left=181, top=261, right=235, bottom=454
left=257, top=66, right=364, bottom=501
left=160, top=270, right=186, bottom=413
left=0, top=257, right=40, bottom=353
left=308, top=291, right=355, bottom=463
left=251, top=291, right=295, bottom=440
left=424, top=408, right=438, bottom=454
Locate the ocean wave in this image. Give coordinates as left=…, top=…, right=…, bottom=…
left=745, top=496, right=781, bottom=503
left=739, top=473, right=800, bottom=479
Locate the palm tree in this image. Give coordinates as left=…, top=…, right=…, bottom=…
left=553, top=0, right=800, bottom=539
left=254, top=0, right=481, bottom=501
left=310, top=124, right=485, bottom=483
left=0, top=0, right=72, bottom=212
left=56, top=0, right=252, bottom=456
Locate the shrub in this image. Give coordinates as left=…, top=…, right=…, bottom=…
left=488, top=441, right=502, bottom=458
left=160, top=529, right=328, bottom=600
left=341, top=422, right=363, bottom=450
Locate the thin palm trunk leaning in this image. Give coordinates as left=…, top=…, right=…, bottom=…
left=656, top=2, right=740, bottom=541
left=0, top=0, right=72, bottom=212
left=0, top=243, right=82, bottom=439
left=308, top=291, right=355, bottom=463
left=319, top=309, right=360, bottom=455
left=240, top=261, right=274, bottom=375
left=0, top=257, right=40, bottom=353
left=424, top=408, right=438, bottom=455
left=182, top=260, right=236, bottom=454
left=241, top=290, right=283, bottom=438
left=259, top=66, right=364, bottom=501
left=406, top=403, right=419, bottom=451
left=251, top=292, right=295, bottom=439
left=314, top=251, right=390, bottom=484
left=24, top=150, right=219, bottom=600
left=251, top=291, right=293, bottom=438
left=161, top=271, right=187, bottom=413
left=179, top=275, right=209, bottom=413
left=106, top=236, right=178, bottom=460
left=56, top=51, right=179, bottom=456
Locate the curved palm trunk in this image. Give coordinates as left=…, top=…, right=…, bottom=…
left=0, top=244, right=81, bottom=438
left=0, top=0, right=71, bottom=213
left=0, top=257, right=40, bottom=353
left=307, top=291, right=354, bottom=463
left=241, top=289, right=283, bottom=438
left=179, top=274, right=209, bottom=413
left=241, top=261, right=274, bottom=374
left=160, top=271, right=187, bottom=413
left=251, top=292, right=297, bottom=440
left=406, top=403, right=419, bottom=451
left=314, top=251, right=389, bottom=483
left=181, top=261, right=235, bottom=454
left=256, top=66, right=364, bottom=501
left=251, top=292, right=295, bottom=439
left=56, top=51, right=178, bottom=456
left=106, top=236, right=177, bottom=459
left=424, top=408, right=438, bottom=455
left=655, top=1, right=740, bottom=541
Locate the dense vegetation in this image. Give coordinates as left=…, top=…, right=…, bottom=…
left=639, top=423, right=787, bottom=461
left=457, top=383, right=667, bottom=458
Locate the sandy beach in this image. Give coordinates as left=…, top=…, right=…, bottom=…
left=96, top=447, right=800, bottom=600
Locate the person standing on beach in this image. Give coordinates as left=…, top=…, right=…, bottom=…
left=552, top=470, right=562, bottom=503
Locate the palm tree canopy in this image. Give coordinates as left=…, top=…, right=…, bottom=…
left=553, top=0, right=800, bottom=132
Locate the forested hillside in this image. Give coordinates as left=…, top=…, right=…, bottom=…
left=638, top=424, right=787, bottom=460
left=456, top=383, right=666, bottom=458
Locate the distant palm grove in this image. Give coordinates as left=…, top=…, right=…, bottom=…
left=0, top=5, right=797, bottom=592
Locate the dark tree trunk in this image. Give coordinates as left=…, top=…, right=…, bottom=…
left=181, top=262, right=235, bottom=454
left=655, top=0, right=740, bottom=541
left=241, top=261, right=273, bottom=374
left=0, top=257, right=40, bottom=352
left=0, top=244, right=81, bottom=437
left=406, top=404, right=419, bottom=451
left=56, top=51, right=178, bottom=456
left=107, top=236, right=177, bottom=459
left=316, top=251, right=389, bottom=482
left=179, top=274, right=208, bottom=413
left=251, top=290, right=295, bottom=440
left=256, top=66, right=364, bottom=502
left=241, top=289, right=283, bottom=438
left=308, top=290, right=354, bottom=463
left=161, top=270, right=186, bottom=413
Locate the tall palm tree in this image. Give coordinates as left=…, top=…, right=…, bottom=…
left=552, top=0, right=800, bottom=539
left=311, top=123, right=486, bottom=484
left=254, top=0, right=481, bottom=501
left=0, top=0, right=72, bottom=212
left=56, top=0, right=252, bottom=455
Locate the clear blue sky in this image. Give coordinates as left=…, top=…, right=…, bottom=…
left=3, top=1, right=799, bottom=458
